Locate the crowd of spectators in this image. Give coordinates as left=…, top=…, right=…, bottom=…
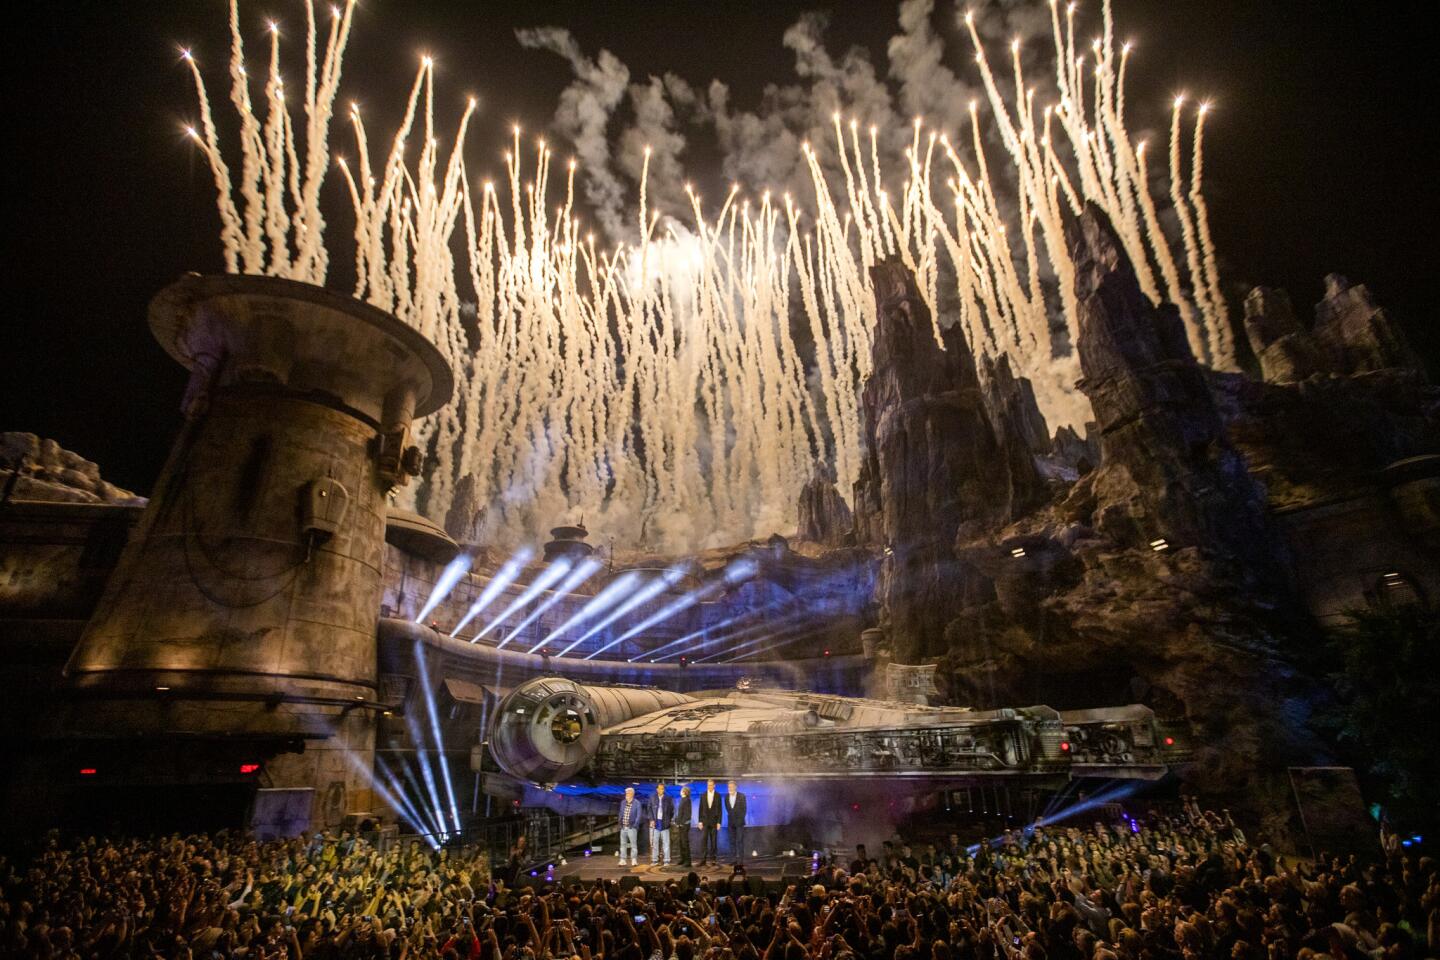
left=2, top=802, right=1435, bottom=959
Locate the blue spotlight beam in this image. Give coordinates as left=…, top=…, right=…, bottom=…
left=656, top=561, right=866, bottom=664
left=378, top=757, right=442, bottom=841
left=543, top=572, right=641, bottom=656
left=343, top=750, right=438, bottom=850
left=589, top=558, right=756, bottom=660
left=415, top=551, right=475, bottom=624
left=402, top=705, right=448, bottom=841
left=720, top=621, right=826, bottom=663
left=650, top=597, right=794, bottom=663
left=558, top=564, right=689, bottom=657
left=451, top=548, right=533, bottom=637
left=688, top=607, right=815, bottom=663
left=698, top=617, right=813, bottom=664
left=485, top=558, right=576, bottom=646
left=1032, top=780, right=1144, bottom=828
left=965, top=781, right=1146, bottom=856
left=413, top=640, right=462, bottom=835
left=503, top=557, right=602, bottom=648
left=595, top=582, right=725, bottom=660
left=393, top=754, right=444, bottom=840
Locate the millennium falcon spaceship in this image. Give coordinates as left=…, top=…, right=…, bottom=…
left=487, top=677, right=1190, bottom=789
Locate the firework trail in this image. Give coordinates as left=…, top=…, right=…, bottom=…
left=185, top=0, right=1234, bottom=552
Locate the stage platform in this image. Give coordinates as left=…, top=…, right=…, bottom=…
left=521, top=852, right=822, bottom=888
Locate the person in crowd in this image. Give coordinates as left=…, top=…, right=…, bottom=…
left=674, top=784, right=694, bottom=869
left=725, top=779, right=748, bottom=867
left=3, top=803, right=1437, bottom=960
left=618, top=785, right=643, bottom=867
left=649, top=784, right=673, bottom=868
left=699, top=777, right=724, bottom=867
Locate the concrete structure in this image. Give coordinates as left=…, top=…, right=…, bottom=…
left=46, top=274, right=451, bottom=827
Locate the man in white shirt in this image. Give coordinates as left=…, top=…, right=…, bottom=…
left=648, top=783, right=673, bottom=867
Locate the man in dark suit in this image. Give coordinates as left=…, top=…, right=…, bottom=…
left=698, top=777, right=723, bottom=866
left=724, top=779, right=748, bottom=865
left=672, top=783, right=693, bottom=867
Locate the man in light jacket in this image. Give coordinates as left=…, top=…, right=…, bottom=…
left=618, top=786, right=643, bottom=867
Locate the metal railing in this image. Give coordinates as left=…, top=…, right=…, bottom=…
left=393, top=811, right=619, bottom=874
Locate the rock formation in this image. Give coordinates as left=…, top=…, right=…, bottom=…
left=851, top=257, right=1024, bottom=662
left=932, top=207, right=1333, bottom=839
left=1066, top=204, right=1282, bottom=577
left=1243, top=287, right=1326, bottom=383
left=442, top=473, right=485, bottom=546
left=1243, top=277, right=1427, bottom=385
left=979, top=354, right=1051, bottom=514
left=795, top=463, right=853, bottom=546
left=1313, top=274, right=1426, bottom=378
left=1047, top=423, right=1101, bottom=479
left=0, top=433, right=144, bottom=505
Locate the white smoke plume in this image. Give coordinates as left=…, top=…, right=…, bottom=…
left=514, top=26, right=631, bottom=238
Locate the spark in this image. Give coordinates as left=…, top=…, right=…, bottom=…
left=184, top=0, right=1237, bottom=553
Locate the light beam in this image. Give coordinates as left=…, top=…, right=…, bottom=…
left=450, top=547, right=533, bottom=638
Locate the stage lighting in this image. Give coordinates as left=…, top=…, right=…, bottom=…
left=451, top=548, right=534, bottom=638
left=509, top=557, right=603, bottom=651
left=545, top=572, right=642, bottom=656
left=565, top=564, right=689, bottom=657
left=416, top=551, right=475, bottom=623
left=487, top=558, right=576, bottom=646
left=413, top=639, right=462, bottom=834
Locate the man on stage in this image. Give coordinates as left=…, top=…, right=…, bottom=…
left=698, top=777, right=723, bottom=866
left=725, top=779, right=748, bottom=866
left=673, top=783, right=693, bottom=867
left=618, top=786, right=642, bottom=867
left=648, top=783, right=673, bottom=867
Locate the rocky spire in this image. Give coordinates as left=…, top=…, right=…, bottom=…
left=979, top=353, right=1050, bottom=512
left=1313, top=274, right=1427, bottom=379
left=796, top=462, right=853, bottom=546
left=1066, top=203, right=1280, bottom=574
left=852, top=257, right=1014, bottom=661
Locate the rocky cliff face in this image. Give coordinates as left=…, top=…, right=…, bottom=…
left=933, top=208, right=1328, bottom=836
left=980, top=354, right=1051, bottom=514
left=1244, top=275, right=1427, bottom=385
left=1215, top=367, right=1440, bottom=512
left=794, top=206, right=1431, bottom=837
left=1067, top=204, right=1284, bottom=579
left=796, top=464, right=853, bottom=547
left=0, top=433, right=144, bottom=505
left=850, top=257, right=1031, bottom=662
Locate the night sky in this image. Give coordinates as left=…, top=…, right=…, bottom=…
left=4, top=1, right=1437, bottom=496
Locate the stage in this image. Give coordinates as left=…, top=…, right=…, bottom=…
left=520, top=851, right=824, bottom=888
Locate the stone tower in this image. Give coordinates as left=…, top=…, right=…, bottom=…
left=55, top=274, right=451, bottom=826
